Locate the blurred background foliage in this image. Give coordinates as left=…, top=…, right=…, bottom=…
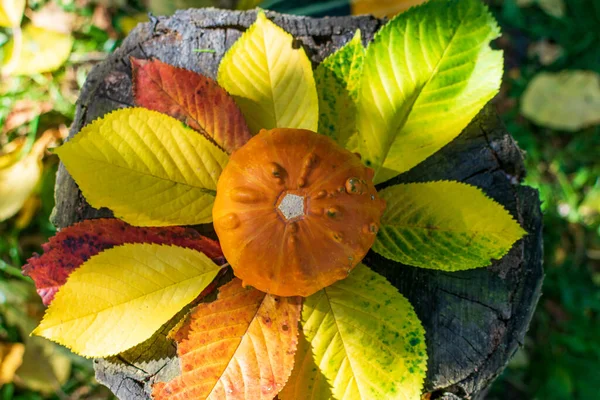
left=0, top=0, right=598, bottom=399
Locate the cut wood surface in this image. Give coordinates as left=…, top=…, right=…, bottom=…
left=51, top=9, right=543, bottom=400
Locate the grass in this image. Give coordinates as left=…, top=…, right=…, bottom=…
left=1, top=0, right=599, bottom=399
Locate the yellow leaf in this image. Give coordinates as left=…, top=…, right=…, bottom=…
left=278, top=330, right=333, bottom=400
left=217, top=11, right=318, bottom=134
left=14, top=337, right=71, bottom=394
left=302, top=264, right=427, bottom=400
left=1, top=24, right=74, bottom=76
left=373, top=182, right=526, bottom=271
left=352, top=0, right=429, bottom=18
left=55, top=108, right=229, bottom=227
left=0, top=0, right=25, bottom=27
left=0, top=131, right=54, bottom=221
left=357, top=0, right=503, bottom=183
left=0, top=342, right=25, bottom=385
left=33, top=243, right=223, bottom=357
left=521, top=71, right=600, bottom=131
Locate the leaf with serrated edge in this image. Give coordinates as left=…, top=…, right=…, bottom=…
left=131, top=58, right=251, bottom=153
left=217, top=11, right=318, bottom=134
left=152, top=278, right=302, bottom=400
left=302, top=264, right=427, bottom=400
left=357, top=0, right=503, bottom=184
left=55, top=108, right=229, bottom=227
left=33, top=243, right=223, bottom=358
left=315, top=30, right=364, bottom=148
left=23, top=219, right=223, bottom=306
left=373, top=181, right=526, bottom=271
left=278, top=330, right=332, bottom=400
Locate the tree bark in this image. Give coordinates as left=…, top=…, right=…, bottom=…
left=51, top=9, right=543, bottom=400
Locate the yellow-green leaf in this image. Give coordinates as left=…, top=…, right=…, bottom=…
left=279, top=330, right=333, bottom=400
left=521, top=71, right=600, bottom=131
left=357, top=0, right=503, bottom=184
left=217, top=11, right=318, bottom=134
left=1, top=24, right=73, bottom=76
left=373, top=181, right=526, bottom=271
left=302, top=264, right=427, bottom=400
left=0, top=131, right=54, bottom=221
left=55, top=108, right=229, bottom=227
left=0, top=0, right=25, bottom=27
left=315, top=30, right=364, bottom=148
left=33, top=243, right=223, bottom=358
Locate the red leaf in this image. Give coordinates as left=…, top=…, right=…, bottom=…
left=23, top=218, right=224, bottom=306
left=131, top=58, right=252, bottom=153
left=152, top=278, right=301, bottom=400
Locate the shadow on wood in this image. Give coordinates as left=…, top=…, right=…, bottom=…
left=51, top=9, right=543, bottom=400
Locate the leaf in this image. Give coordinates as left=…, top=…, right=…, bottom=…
left=152, top=278, right=302, bottom=400
left=14, top=337, right=71, bottom=394
left=131, top=58, right=251, bottom=153
left=23, top=218, right=224, bottom=306
left=217, top=11, right=318, bottom=134
left=356, top=0, right=503, bottom=184
left=33, top=243, right=223, bottom=357
left=0, top=343, right=25, bottom=385
left=521, top=71, right=600, bottom=131
left=0, top=0, right=25, bottom=27
left=0, top=130, right=55, bottom=221
left=302, top=264, right=427, bottom=400
left=315, top=30, right=364, bottom=148
left=373, top=181, right=526, bottom=271
left=278, top=330, right=332, bottom=400
left=352, top=0, right=429, bottom=18
left=55, top=108, right=229, bottom=227
left=1, top=24, right=74, bottom=76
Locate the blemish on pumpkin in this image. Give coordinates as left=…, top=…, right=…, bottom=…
left=281, top=324, right=289, bottom=331
left=332, top=232, right=344, bottom=242
left=369, top=223, right=379, bottom=234
left=219, top=213, right=240, bottom=230
left=297, top=177, right=306, bottom=187
left=313, top=190, right=327, bottom=200
left=269, top=162, right=284, bottom=178
left=345, top=177, right=368, bottom=194
left=230, top=187, right=263, bottom=203
left=326, top=207, right=341, bottom=218
left=289, top=222, right=298, bottom=234
left=353, top=152, right=362, bottom=160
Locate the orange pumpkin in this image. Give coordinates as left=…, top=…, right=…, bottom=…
left=212, top=128, right=386, bottom=297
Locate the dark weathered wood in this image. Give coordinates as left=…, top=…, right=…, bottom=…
left=51, top=9, right=543, bottom=400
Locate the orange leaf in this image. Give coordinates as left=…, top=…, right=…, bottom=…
left=131, top=58, right=252, bottom=153
left=152, top=278, right=301, bottom=400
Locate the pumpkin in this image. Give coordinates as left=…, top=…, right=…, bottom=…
left=213, top=128, right=386, bottom=297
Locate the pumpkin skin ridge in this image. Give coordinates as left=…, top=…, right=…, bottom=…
left=212, top=128, right=385, bottom=297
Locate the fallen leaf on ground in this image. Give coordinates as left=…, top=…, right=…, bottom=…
left=1, top=24, right=74, bottom=76
left=0, top=0, right=25, bottom=27
left=27, top=2, right=78, bottom=34
left=0, top=343, right=25, bottom=385
left=0, top=130, right=55, bottom=221
left=521, top=71, right=600, bottom=131
left=14, top=337, right=71, bottom=395
left=528, top=40, right=563, bottom=65
left=2, top=100, right=53, bottom=133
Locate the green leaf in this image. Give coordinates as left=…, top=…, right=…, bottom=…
left=33, top=243, right=223, bottom=358
left=373, top=181, right=526, bottom=271
left=315, top=30, right=365, bottom=148
left=55, top=108, right=229, bottom=227
left=356, top=0, right=503, bottom=184
left=520, top=71, right=600, bottom=131
left=217, top=11, right=319, bottom=134
left=302, top=264, right=427, bottom=400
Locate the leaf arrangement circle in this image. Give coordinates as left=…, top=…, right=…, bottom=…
left=213, top=128, right=386, bottom=297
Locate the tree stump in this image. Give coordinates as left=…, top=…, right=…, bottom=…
left=50, top=9, right=543, bottom=400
